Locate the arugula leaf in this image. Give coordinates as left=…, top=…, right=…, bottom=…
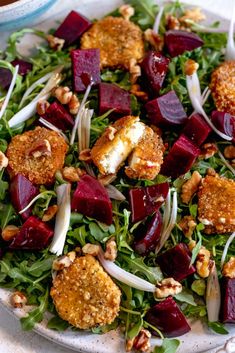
left=89, top=222, right=109, bottom=242
left=208, top=322, right=229, bottom=335
left=47, top=316, right=70, bottom=331
left=101, top=69, right=131, bottom=90
left=154, top=338, right=181, bottom=353
left=28, top=256, right=55, bottom=277
left=190, top=231, right=202, bottom=265
left=191, top=279, right=206, bottom=296
left=127, top=316, right=143, bottom=339
left=124, top=0, right=158, bottom=30
left=174, top=288, right=196, bottom=306
left=0, top=203, right=16, bottom=229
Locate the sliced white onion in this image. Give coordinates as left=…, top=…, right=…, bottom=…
left=105, top=184, right=126, bottom=201
left=217, top=150, right=235, bottom=176
left=39, top=117, right=69, bottom=143
left=153, top=5, right=164, bottom=34
left=19, top=190, right=55, bottom=214
left=221, top=231, right=235, bottom=268
left=78, top=108, right=93, bottom=153
left=84, top=164, right=96, bottom=177
left=206, top=261, right=221, bottom=322
left=161, top=189, right=171, bottom=234
left=225, top=2, right=235, bottom=61
left=36, top=65, right=63, bottom=100
left=186, top=74, right=232, bottom=141
left=98, top=249, right=156, bottom=292
left=49, top=183, right=71, bottom=256
left=0, top=65, right=19, bottom=120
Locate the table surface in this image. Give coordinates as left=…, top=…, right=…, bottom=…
left=0, top=0, right=234, bottom=352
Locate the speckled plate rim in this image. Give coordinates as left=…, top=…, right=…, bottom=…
left=0, top=1, right=235, bottom=352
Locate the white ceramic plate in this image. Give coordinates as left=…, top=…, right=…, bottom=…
left=0, top=1, right=235, bottom=352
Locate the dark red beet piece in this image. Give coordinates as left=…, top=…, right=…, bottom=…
left=129, top=182, right=169, bottom=223
left=182, top=113, right=211, bottom=146
left=10, top=174, right=39, bottom=221
left=220, top=277, right=235, bottom=323
left=11, top=59, right=32, bottom=76
left=71, top=175, right=112, bottom=225
left=156, top=243, right=196, bottom=282
left=211, top=110, right=235, bottom=143
left=0, top=248, right=3, bottom=259
left=145, top=296, right=191, bottom=337
left=55, top=10, right=92, bottom=46
left=165, top=30, right=204, bottom=57
left=0, top=59, right=32, bottom=90
left=0, top=68, right=12, bottom=90
left=161, top=135, right=200, bottom=178
left=71, top=49, right=101, bottom=92
left=133, top=211, right=162, bottom=255
left=145, top=90, right=187, bottom=127
left=9, top=216, right=54, bottom=250
left=140, top=51, right=170, bottom=96
left=99, top=83, right=131, bottom=115
left=41, top=101, right=74, bottom=131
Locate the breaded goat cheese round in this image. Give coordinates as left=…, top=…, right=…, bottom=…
left=50, top=255, right=121, bottom=329
left=210, top=61, right=235, bottom=115
left=81, top=16, right=145, bottom=69
left=6, top=127, right=68, bottom=185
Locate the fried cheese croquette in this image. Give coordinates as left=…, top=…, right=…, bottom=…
left=198, top=175, right=235, bottom=234
left=125, top=126, right=164, bottom=180
left=81, top=16, right=145, bottom=69
left=210, top=61, right=235, bottom=115
left=6, top=127, right=68, bottom=185
left=50, top=254, right=121, bottom=329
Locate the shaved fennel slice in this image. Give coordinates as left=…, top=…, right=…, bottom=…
left=98, top=249, right=156, bottom=292
left=36, top=65, right=63, bottom=100
left=206, top=261, right=221, bottom=322
left=186, top=75, right=232, bottom=141
left=0, top=65, right=19, bottom=120
left=189, top=86, right=211, bottom=118
left=217, top=150, right=235, bottom=176
left=50, top=183, right=71, bottom=256
left=39, top=118, right=69, bottom=143
left=78, top=108, right=93, bottom=153
left=105, top=184, right=126, bottom=201
left=161, top=189, right=171, bottom=235
left=225, top=2, right=235, bottom=61
left=221, top=232, right=235, bottom=268
left=153, top=5, right=164, bottom=34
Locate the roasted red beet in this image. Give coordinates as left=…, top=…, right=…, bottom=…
left=11, top=59, right=32, bottom=76
left=165, top=30, right=204, bottom=57
left=182, top=113, right=211, bottom=146
left=71, top=175, right=112, bottom=225
left=129, top=182, right=169, bottom=223
left=220, top=277, right=235, bottom=323
left=10, top=174, right=38, bottom=220
left=71, top=49, right=101, bottom=92
left=145, top=90, right=187, bottom=127
left=161, top=135, right=200, bottom=178
left=41, top=101, right=74, bottom=131
left=133, top=211, right=162, bottom=255
left=211, top=110, right=235, bottom=143
left=9, top=216, right=54, bottom=250
left=145, top=296, right=191, bottom=337
left=0, top=68, right=12, bottom=90
left=99, top=83, right=131, bottom=115
left=156, top=243, right=196, bottom=281
left=55, top=10, right=92, bottom=46
left=0, top=59, right=32, bottom=90
left=140, top=51, right=170, bottom=96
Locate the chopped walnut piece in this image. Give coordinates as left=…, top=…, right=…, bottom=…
left=155, top=278, right=182, bottom=299
left=224, top=145, right=235, bottom=159
left=184, top=59, right=199, bottom=76
left=53, top=86, right=73, bottom=105
left=222, top=257, right=235, bottom=278
left=188, top=239, right=196, bottom=252
left=130, top=84, right=148, bottom=101
left=11, top=291, right=27, bottom=308
left=1, top=225, right=19, bottom=242
left=46, top=34, right=65, bottom=51
left=181, top=171, right=202, bottom=204
left=179, top=7, right=206, bottom=25
left=0, top=151, right=8, bottom=171
left=119, top=4, right=135, bottom=21
left=178, top=215, right=197, bottom=238
left=42, top=205, right=58, bottom=222
left=36, top=100, right=50, bottom=115
left=82, top=243, right=100, bottom=256
left=129, top=58, right=141, bottom=84
left=79, top=148, right=92, bottom=162
left=126, top=329, right=151, bottom=352
left=196, top=247, right=211, bottom=278
left=104, top=237, right=117, bottom=262
left=206, top=168, right=217, bottom=177
left=62, top=166, right=85, bottom=182
left=166, top=14, right=180, bottom=30
left=27, top=139, right=51, bottom=158
left=200, top=143, right=218, bottom=159
left=144, top=29, right=164, bottom=51
left=68, top=94, right=80, bottom=115
left=52, top=252, right=76, bottom=271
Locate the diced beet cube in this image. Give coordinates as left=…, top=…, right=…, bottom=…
left=11, top=59, right=32, bottom=76
left=182, top=113, right=211, bottom=146
left=165, top=30, right=204, bottom=57
left=145, top=90, right=187, bottom=127
left=145, top=296, right=191, bottom=337
left=156, top=243, right=196, bottom=282
left=0, top=59, right=32, bottom=90
left=161, top=135, right=200, bottom=178
left=55, top=10, right=92, bottom=46
left=10, top=174, right=39, bottom=221
left=9, top=216, right=54, bottom=250
left=41, top=101, right=74, bottom=131
left=71, top=49, right=101, bottom=92
left=71, top=175, right=112, bottom=225
left=211, top=110, right=235, bottom=143
left=0, top=68, right=13, bottom=90
left=99, top=83, right=131, bottom=115
left=129, top=182, right=169, bottom=223
left=220, top=277, right=235, bottom=323
left=140, top=51, right=170, bottom=96
left=133, top=211, right=162, bottom=255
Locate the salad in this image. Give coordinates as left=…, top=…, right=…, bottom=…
left=0, top=1, right=235, bottom=352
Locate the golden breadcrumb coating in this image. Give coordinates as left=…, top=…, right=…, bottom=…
left=125, top=126, right=164, bottom=180
left=6, top=127, right=68, bottom=185
left=50, top=255, right=121, bottom=329
left=198, top=175, right=235, bottom=234
left=210, top=61, right=235, bottom=115
left=81, top=16, right=145, bottom=69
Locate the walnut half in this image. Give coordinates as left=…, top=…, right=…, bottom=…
left=155, top=278, right=182, bottom=299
